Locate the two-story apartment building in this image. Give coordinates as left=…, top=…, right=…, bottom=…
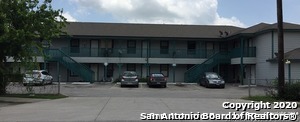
left=11, top=22, right=300, bottom=85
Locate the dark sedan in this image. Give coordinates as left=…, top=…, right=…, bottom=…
left=199, top=72, right=225, bottom=88
left=121, top=71, right=139, bottom=87
left=147, top=73, right=167, bottom=88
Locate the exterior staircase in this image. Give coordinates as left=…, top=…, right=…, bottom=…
left=184, top=52, right=230, bottom=83
left=45, top=49, right=94, bottom=82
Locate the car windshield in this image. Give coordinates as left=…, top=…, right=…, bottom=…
left=151, top=74, right=164, bottom=77
left=123, top=71, right=137, bottom=76
left=206, top=73, right=220, bottom=79
left=42, top=71, right=49, bottom=75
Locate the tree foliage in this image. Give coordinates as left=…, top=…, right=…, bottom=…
left=0, top=0, right=67, bottom=94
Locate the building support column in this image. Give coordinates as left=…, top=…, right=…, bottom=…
left=42, top=40, right=49, bottom=70
left=104, top=62, right=108, bottom=82
left=172, top=64, right=176, bottom=83
left=144, top=64, right=150, bottom=77
left=217, top=63, right=220, bottom=75
left=117, top=63, right=123, bottom=78
left=285, top=60, right=291, bottom=85
left=56, top=61, right=60, bottom=82
left=42, top=48, right=50, bottom=70
left=146, top=40, right=150, bottom=77
left=240, top=38, right=244, bottom=85
left=271, top=31, right=274, bottom=58
left=288, top=63, right=291, bottom=85
left=57, top=61, right=60, bottom=94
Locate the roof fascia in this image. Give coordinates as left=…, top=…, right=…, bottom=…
left=225, top=28, right=300, bottom=40
left=61, top=35, right=226, bottom=41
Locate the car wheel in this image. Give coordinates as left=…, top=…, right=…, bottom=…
left=23, top=83, right=27, bottom=86
left=199, top=81, right=203, bottom=86
left=41, top=80, right=45, bottom=86
left=220, top=85, right=225, bottom=89
left=205, top=81, right=209, bottom=88
left=120, top=84, right=124, bottom=87
left=163, top=85, right=167, bottom=88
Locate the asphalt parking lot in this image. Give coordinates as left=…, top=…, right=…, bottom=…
left=61, top=83, right=266, bottom=99
left=1, top=83, right=298, bottom=121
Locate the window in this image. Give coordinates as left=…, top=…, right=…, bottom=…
left=160, top=41, right=169, bottom=54
left=71, top=39, right=80, bottom=53
left=127, top=64, right=136, bottom=71
left=160, top=64, right=169, bottom=77
left=41, top=71, right=49, bottom=75
left=127, top=40, right=136, bottom=54
left=187, top=41, right=196, bottom=55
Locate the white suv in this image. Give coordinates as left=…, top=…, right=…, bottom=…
left=23, top=70, right=53, bottom=86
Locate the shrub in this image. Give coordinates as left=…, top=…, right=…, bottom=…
left=266, top=79, right=300, bottom=101
left=4, top=73, right=24, bottom=82
left=283, top=82, right=300, bottom=101
left=0, top=73, right=24, bottom=95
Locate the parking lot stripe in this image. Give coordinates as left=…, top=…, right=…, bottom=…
left=94, top=97, right=111, bottom=121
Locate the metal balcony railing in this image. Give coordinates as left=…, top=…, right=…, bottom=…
left=230, top=47, right=256, bottom=58
left=60, top=47, right=218, bottom=58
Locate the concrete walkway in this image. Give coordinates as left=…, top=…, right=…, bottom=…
left=0, top=97, right=299, bottom=121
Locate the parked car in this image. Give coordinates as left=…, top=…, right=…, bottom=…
left=147, top=73, right=167, bottom=88
left=199, top=72, right=225, bottom=88
left=120, top=71, right=139, bottom=87
left=23, top=70, right=53, bottom=86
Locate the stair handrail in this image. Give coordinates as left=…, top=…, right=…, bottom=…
left=184, top=51, right=229, bottom=82
left=185, top=51, right=219, bottom=74
left=46, top=49, right=94, bottom=81
left=58, top=49, right=93, bottom=74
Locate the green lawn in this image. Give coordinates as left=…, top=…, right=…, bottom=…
left=0, top=94, right=68, bottom=99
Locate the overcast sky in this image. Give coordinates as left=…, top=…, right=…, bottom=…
left=52, top=0, right=300, bottom=27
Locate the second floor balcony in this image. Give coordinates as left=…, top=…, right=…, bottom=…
left=60, top=47, right=219, bottom=59
left=230, top=47, right=256, bottom=58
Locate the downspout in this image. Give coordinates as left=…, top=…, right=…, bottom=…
left=172, top=40, right=176, bottom=83
left=146, top=40, right=150, bottom=77
left=272, top=31, right=274, bottom=58
left=240, top=38, right=244, bottom=85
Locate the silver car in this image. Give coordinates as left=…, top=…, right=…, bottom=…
left=120, top=71, right=139, bottom=87
left=23, top=70, right=53, bottom=86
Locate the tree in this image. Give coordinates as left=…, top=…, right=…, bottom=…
left=0, top=0, right=67, bottom=94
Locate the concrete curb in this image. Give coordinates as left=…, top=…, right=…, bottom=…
left=71, top=82, right=91, bottom=85
left=0, top=97, right=49, bottom=103
left=238, top=85, right=257, bottom=87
